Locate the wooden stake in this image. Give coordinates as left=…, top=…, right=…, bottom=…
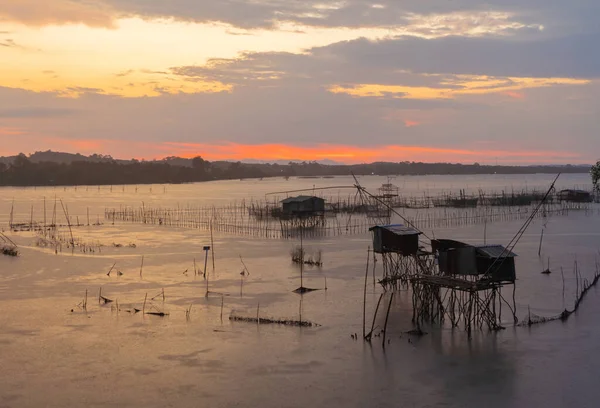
left=142, top=293, right=147, bottom=314
left=366, top=293, right=384, bottom=341
left=382, top=292, right=394, bottom=348
left=139, top=255, right=144, bottom=278
left=210, top=221, right=215, bottom=269
left=220, top=295, right=224, bottom=322
left=363, top=246, right=370, bottom=338
left=538, top=228, right=544, bottom=257
left=561, top=266, right=565, bottom=306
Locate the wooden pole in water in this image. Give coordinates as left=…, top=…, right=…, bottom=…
left=538, top=228, right=544, bottom=257
left=363, top=246, right=370, bottom=338
left=210, top=221, right=215, bottom=270
left=561, top=266, right=565, bottom=307
left=142, top=293, right=147, bottom=314
left=220, top=295, right=224, bottom=322
left=300, top=224, right=304, bottom=289
left=382, top=292, right=394, bottom=347
left=483, top=218, right=487, bottom=245
left=139, top=255, right=144, bottom=278
left=59, top=199, right=74, bottom=247
left=367, top=293, right=384, bottom=341
left=203, top=247, right=209, bottom=278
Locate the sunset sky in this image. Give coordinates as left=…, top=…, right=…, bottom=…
left=1, top=1, right=598, bottom=164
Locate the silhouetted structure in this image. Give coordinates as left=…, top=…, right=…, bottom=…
left=280, top=196, right=325, bottom=217
left=557, top=189, right=592, bottom=203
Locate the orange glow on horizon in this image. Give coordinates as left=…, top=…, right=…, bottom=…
left=161, top=142, right=580, bottom=164
left=0, top=137, right=584, bottom=165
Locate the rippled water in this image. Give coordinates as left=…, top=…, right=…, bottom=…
left=1, top=174, right=599, bottom=408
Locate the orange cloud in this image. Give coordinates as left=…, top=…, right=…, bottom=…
left=504, top=91, right=525, bottom=99
left=404, top=119, right=420, bottom=127
left=329, top=76, right=589, bottom=99
left=0, top=0, right=115, bottom=28
left=0, top=127, right=26, bottom=136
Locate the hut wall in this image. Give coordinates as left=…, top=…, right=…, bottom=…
left=372, top=228, right=419, bottom=255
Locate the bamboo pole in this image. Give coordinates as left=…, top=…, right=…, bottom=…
left=363, top=246, right=370, bottom=338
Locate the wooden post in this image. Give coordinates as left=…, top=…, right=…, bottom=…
left=363, top=246, right=370, bottom=338
left=366, top=293, right=384, bottom=341
left=210, top=221, right=215, bottom=270
left=203, top=246, right=210, bottom=279
left=300, top=224, right=304, bottom=289
left=220, top=295, right=224, bottom=322
left=382, top=292, right=394, bottom=347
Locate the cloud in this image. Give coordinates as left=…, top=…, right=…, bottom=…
left=1, top=80, right=598, bottom=164
left=170, top=33, right=596, bottom=97
left=93, top=0, right=599, bottom=34
left=0, top=0, right=115, bottom=27
left=1, top=0, right=597, bottom=37
left=0, top=39, right=16, bottom=47
left=329, top=77, right=589, bottom=99
left=503, top=91, right=525, bottom=99
left=194, top=33, right=595, bottom=91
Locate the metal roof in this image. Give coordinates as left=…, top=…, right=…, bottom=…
left=280, top=195, right=323, bottom=204
left=475, top=245, right=517, bottom=258
left=369, top=224, right=421, bottom=236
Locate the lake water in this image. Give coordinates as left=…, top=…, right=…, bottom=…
left=1, top=174, right=599, bottom=408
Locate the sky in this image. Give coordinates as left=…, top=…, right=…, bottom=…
left=0, top=0, right=599, bottom=165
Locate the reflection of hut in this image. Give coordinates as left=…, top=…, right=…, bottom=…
left=557, top=189, right=592, bottom=203
left=370, top=224, right=421, bottom=255
left=432, top=239, right=516, bottom=282
left=280, top=196, right=325, bottom=217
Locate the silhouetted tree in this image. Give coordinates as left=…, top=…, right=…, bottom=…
left=591, top=160, right=600, bottom=192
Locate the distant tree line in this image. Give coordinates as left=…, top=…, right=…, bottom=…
left=0, top=153, right=590, bottom=187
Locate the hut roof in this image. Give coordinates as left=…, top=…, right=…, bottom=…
left=280, top=195, right=323, bottom=204
left=476, top=245, right=517, bottom=258
left=559, top=189, right=589, bottom=194
left=369, top=224, right=421, bottom=236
